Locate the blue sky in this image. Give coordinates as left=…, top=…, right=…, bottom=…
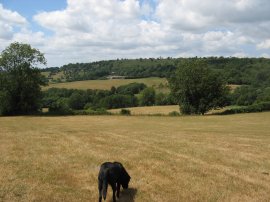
left=1, top=0, right=270, bottom=67
left=1, top=0, right=67, bottom=19
left=0, top=0, right=67, bottom=34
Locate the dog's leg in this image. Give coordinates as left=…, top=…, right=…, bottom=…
left=102, top=179, right=108, bottom=201
left=98, top=180, right=103, bottom=202
left=116, top=182, right=120, bottom=198
left=112, top=183, right=117, bottom=202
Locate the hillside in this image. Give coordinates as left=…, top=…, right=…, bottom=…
left=43, top=77, right=168, bottom=92
left=40, top=57, right=270, bottom=115
left=41, top=57, right=270, bottom=86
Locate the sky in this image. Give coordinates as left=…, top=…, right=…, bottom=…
left=1, top=0, right=270, bottom=67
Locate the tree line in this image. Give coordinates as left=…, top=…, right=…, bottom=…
left=1, top=42, right=270, bottom=116
left=42, top=83, right=176, bottom=115
left=43, top=57, right=270, bottom=87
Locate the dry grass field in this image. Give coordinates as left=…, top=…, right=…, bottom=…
left=108, top=105, right=180, bottom=115
left=1, top=113, right=270, bottom=202
left=108, top=105, right=236, bottom=116
left=42, top=77, right=168, bottom=91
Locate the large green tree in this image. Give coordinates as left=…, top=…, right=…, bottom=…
left=169, top=60, right=229, bottom=115
left=0, top=42, right=47, bottom=115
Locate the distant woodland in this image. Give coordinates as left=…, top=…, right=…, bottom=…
left=2, top=42, right=270, bottom=116
left=37, top=57, right=270, bottom=115
left=42, top=57, right=270, bottom=86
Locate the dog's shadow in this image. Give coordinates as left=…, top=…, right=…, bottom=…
left=109, top=188, right=137, bottom=202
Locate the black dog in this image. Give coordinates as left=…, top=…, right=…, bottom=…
left=98, top=162, right=131, bottom=202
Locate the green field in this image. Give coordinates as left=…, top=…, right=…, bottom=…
left=43, top=77, right=168, bottom=92
left=1, top=113, right=270, bottom=201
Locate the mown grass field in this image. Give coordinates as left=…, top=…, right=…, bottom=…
left=109, top=105, right=180, bottom=115
left=42, top=77, right=168, bottom=92
left=1, top=113, right=270, bottom=201
left=108, top=105, right=237, bottom=115
left=42, top=77, right=239, bottom=97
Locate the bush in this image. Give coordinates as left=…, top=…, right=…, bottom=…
left=74, top=108, right=111, bottom=115
left=84, top=102, right=93, bottom=110
left=155, top=92, right=170, bottom=105
left=217, top=102, right=270, bottom=115
left=120, top=109, right=131, bottom=115
left=48, top=98, right=73, bottom=115
left=256, top=87, right=270, bottom=103
left=168, top=111, right=180, bottom=116
left=231, top=85, right=259, bottom=106
left=68, top=91, right=86, bottom=110
left=99, top=94, right=138, bottom=109
left=116, top=82, right=147, bottom=95
left=139, top=87, right=156, bottom=106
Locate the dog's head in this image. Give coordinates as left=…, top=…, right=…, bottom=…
left=120, top=166, right=131, bottom=189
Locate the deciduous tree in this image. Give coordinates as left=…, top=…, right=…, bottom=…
left=0, top=42, right=47, bottom=115
left=169, top=60, right=229, bottom=115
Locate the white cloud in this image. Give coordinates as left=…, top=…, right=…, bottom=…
left=232, top=52, right=249, bottom=58
left=0, top=4, right=27, bottom=41
left=34, top=0, right=141, bottom=35
left=13, top=29, right=46, bottom=46
left=0, top=22, right=13, bottom=40
left=257, top=39, right=270, bottom=49
left=0, top=4, right=27, bottom=25
left=1, top=0, right=270, bottom=66
left=260, top=53, right=270, bottom=58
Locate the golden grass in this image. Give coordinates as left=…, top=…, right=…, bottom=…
left=108, top=105, right=235, bottom=115
left=1, top=113, right=270, bottom=201
left=109, top=105, right=179, bottom=115
left=42, top=77, right=168, bottom=91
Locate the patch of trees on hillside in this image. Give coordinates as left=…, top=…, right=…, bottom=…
left=42, top=83, right=176, bottom=114
left=168, top=59, right=270, bottom=115
left=42, top=57, right=270, bottom=86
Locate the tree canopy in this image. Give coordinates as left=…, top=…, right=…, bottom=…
left=0, top=42, right=47, bottom=115
left=169, top=60, right=229, bottom=115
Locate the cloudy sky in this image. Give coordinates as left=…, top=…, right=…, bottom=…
left=1, top=0, right=270, bottom=67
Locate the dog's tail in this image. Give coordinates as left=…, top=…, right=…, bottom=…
left=102, top=172, right=108, bottom=200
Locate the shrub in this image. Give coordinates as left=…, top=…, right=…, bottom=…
left=48, top=98, right=73, bottom=115
left=139, top=87, right=156, bottom=106
left=116, top=82, right=147, bottom=95
left=68, top=91, right=86, bottom=110
left=155, top=92, right=170, bottom=105
left=120, top=109, right=131, bottom=115
left=217, top=101, right=270, bottom=115
left=74, top=108, right=111, bottom=115
left=99, top=94, right=138, bottom=109
left=231, top=85, right=259, bottom=106
left=84, top=102, right=93, bottom=110
left=168, top=111, right=180, bottom=116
